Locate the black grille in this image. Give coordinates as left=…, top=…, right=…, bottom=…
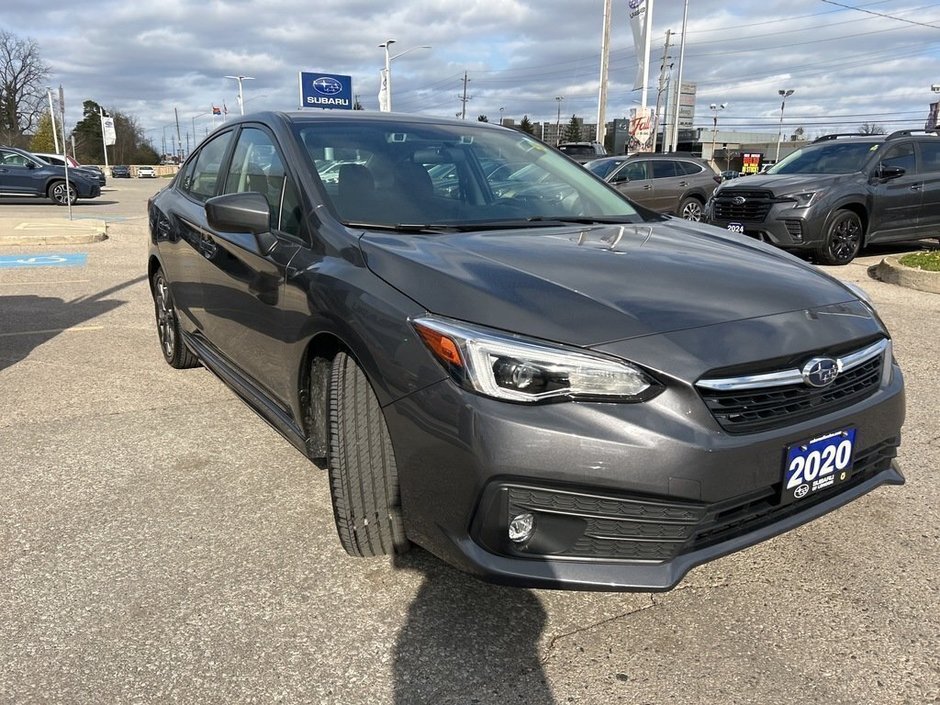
left=699, top=354, right=883, bottom=434
left=783, top=219, right=803, bottom=241
left=712, top=189, right=775, bottom=221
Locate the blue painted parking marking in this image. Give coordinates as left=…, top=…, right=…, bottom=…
left=0, top=253, right=88, bottom=269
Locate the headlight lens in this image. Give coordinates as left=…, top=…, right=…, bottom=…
left=412, top=315, right=661, bottom=403
left=790, top=191, right=821, bottom=207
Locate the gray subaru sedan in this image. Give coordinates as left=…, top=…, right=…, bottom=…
left=147, top=112, right=904, bottom=591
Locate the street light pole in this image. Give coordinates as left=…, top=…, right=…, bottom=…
left=555, top=96, right=564, bottom=145
left=710, top=102, right=727, bottom=166
left=379, top=41, right=431, bottom=112
left=499, top=107, right=504, bottom=126
left=224, top=75, right=255, bottom=116
left=775, top=88, right=794, bottom=163
left=46, top=87, right=60, bottom=154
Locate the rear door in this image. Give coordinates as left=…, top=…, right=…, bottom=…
left=915, top=139, right=940, bottom=234
left=649, top=159, right=683, bottom=213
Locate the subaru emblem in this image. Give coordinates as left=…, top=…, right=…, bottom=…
left=312, top=77, right=343, bottom=96
left=731, top=196, right=747, bottom=206
left=801, top=357, right=841, bottom=387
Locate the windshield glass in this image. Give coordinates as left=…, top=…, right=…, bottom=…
left=769, top=141, right=881, bottom=174
left=292, top=119, right=640, bottom=228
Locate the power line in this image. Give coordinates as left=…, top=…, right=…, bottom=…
left=820, top=0, right=940, bottom=29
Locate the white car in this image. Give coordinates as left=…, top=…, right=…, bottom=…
left=137, top=166, right=156, bottom=178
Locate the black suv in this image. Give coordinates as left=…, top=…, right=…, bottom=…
left=705, top=130, right=940, bottom=264
left=0, top=146, right=101, bottom=205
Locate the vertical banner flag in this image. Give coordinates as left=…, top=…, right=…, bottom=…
left=628, top=107, right=654, bottom=153
left=926, top=102, right=939, bottom=131
left=378, top=69, right=390, bottom=112
left=628, top=0, right=650, bottom=91
left=101, top=116, right=117, bottom=145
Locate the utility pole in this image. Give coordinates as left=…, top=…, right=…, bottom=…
left=595, top=0, right=612, bottom=145
left=652, top=30, right=672, bottom=154
left=669, top=0, right=689, bottom=152
left=458, top=72, right=471, bottom=120
left=174, top=107, right=183, bottom=161
left=555, top=96, right=564, bottom=145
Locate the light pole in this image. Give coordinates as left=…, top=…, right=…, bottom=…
left=499, top=106, right=504, bottom=126
left=775, top=88, right=794, bottom=163
left=710, top=103, right=727, bottom=166
left=224, top=75, right=255, bottom=115
left=379, top=40, right=431, bottom=112
left=555, top=96, right=564, bottom=145
left=46, top=87, right=60, bottom=154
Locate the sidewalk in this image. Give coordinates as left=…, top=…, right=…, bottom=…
left=0, top=216, right=108, bottom=247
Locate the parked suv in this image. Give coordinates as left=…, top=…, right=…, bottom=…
left=586, top=153, right=720, bottom=221
left=705, top=130, right=940, bottom=264
left=0, top=146, right=101, bottom=205
left=557, top=141, right=607, bottom=164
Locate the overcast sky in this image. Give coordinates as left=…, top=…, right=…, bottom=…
left=4, top=0, right=939, bottom=150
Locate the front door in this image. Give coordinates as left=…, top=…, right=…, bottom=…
left=610, top=160, right=655, bottom=210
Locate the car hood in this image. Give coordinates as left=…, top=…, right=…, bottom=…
left=358, top=221, right=860, bottom=347
left=719, top=172, right=855, bottom=196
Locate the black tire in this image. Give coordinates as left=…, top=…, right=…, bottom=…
left=679, top=196, right=704, bottom=221
left=48, top=180, right=77, bottom=206
left=815, top=209, right=863, bottom=265
left=328, top=352, right=409, bottom=558
left=152, top=270, right=199, bottom=369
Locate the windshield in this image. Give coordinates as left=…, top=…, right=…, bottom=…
left=769, top=141, right=881, bottom=175
left=292, top=119, right=640, bottom=229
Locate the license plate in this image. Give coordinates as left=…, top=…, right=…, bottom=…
left=782, top=428, right=856, bottom=505
left=727, top=222, right=745, bottom=234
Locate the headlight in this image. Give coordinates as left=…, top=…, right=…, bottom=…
left=789, top=191, right=821, bottom=207
left=412, top=315, right=661, bottom=403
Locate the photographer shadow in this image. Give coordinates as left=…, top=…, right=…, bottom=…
left=392, top=549, right=556, bottom=705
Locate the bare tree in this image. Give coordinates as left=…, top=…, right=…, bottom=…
left=858, top=122, right=887, bottom=135
left=0, top=30, right=52, bottom=146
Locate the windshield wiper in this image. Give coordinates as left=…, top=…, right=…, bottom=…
left=344, top=221, right=459, bottom=233
left=525, top=215, right=642, bottom=225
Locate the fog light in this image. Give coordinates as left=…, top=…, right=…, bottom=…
left=508, top=512, right=535, bottom=543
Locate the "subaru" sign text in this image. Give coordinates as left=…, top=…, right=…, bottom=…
left=299, top=72, right=353, bottom=110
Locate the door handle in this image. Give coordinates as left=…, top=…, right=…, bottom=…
left=678, top=180, right=688, bottom=186
left=643, top=184, right=653, bottom=190
left=910, top=184, right=922, bottom=191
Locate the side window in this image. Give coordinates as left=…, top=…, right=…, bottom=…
left=879, top=142, right=916, bottom=175
left=651, top=160, right=677, bottom=179
left=222, top=127, right=287, bottom=230
left=917, top=141, right=940, bottom=173
left=278, top=177, right=304, bottom=237
left=614, top=161, right=648, bottom=182
left=676, top=160, right=702, bottom=176
left=1, top=150, right=30, bottom=167
left=185, top=130, right=234, bottom=202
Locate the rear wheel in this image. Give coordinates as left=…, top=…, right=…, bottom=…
left=679, top=196, right=704, bottom=221
left=152, top=270, right=199, bottom=369
left=328, top=352, right=409, bottom=557
left=816, top=209, right=863, bottom=265
left=48, top=180, right=77, bottom=206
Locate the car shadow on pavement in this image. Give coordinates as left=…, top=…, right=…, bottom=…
left=0, top=275, right=148, bottom=373
left=392, top=549, right=556, bottom=704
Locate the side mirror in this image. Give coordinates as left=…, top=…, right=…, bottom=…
left=205, top=191, right=276, bottom=255
left=26, top=161, right=36, bottom=169
left=877, top=165, right=905, bottom=180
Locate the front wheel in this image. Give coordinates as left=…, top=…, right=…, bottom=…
left=328, top=352, right=409, bottom=558
left=152, top=270, right=199, bottom=369
left=678, top=196, right=704, bottom=221
left=815, top=210, right=863, bottom=265
left=48, top=181, right=77, bottom=206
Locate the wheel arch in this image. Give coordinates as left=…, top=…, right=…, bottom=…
left=829, top=201, right=869, bottom=246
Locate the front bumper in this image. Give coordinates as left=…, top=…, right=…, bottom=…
left=705, top=199, right=827, bottom=249
left=384, top=355, right=905, bottom=591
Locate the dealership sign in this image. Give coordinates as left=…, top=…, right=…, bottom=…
left=299, top=72, right=353, bottom=110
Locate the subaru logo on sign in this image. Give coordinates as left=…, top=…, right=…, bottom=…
left=629, top=0, right=643, bottom=7
left=313, top=77, right=343, bottom=96
left=731, top=196, right=747, bottom=206
left=802, top=357, right=841, bottom=387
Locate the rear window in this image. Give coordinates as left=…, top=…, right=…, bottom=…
left=558, top=145, right=596, bottom=157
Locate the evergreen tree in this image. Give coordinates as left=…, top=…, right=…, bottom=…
left=518, top=115, right=536, bottom=136
left=563, top=114, right=582, bottom=142
left=29, top=111, right=57, bottom=153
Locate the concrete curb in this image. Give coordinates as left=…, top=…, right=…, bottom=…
left=0, top=218, right=108, bottom=247
left=869, top=255, right=940, bottom=294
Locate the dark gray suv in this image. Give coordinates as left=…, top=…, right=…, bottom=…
left=705, top=130, right=940, bottom=264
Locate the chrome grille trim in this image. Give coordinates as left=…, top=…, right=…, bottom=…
left=696, top=339, right=888, bottom=392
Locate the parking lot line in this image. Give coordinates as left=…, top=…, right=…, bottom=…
left=0, top=325, right=104, bottom=338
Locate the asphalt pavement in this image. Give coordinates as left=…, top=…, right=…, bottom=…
left=0, top=181, right=938, bottom=704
